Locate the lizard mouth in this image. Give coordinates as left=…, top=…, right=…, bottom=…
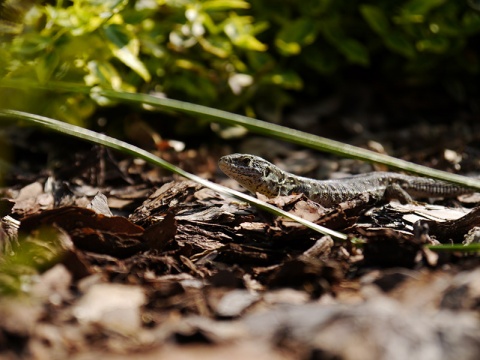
left=218, top=154, right=268, bottom=194
left=218, top=154, right=252, bottom=175
left=218, top=156, right=233, bottom=174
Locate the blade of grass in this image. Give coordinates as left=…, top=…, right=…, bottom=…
left=0, top=109, right=347, bottom=240
left=101, top=89, right=480, bottom=190
left=1, top=79, right=479, bottom=190
left=427, top=244, right=480, bottom=252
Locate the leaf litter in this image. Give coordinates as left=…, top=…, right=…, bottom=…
left=1, top=134, right=480, bottom=359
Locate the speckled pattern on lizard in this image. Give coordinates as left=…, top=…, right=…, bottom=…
left=219, top=153, right=472, bottom=207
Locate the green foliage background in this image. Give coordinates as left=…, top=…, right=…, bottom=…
left=1, top=0, right=480, bottom=125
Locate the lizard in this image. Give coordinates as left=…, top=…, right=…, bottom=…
left=218, top=153, right=473, bottom=208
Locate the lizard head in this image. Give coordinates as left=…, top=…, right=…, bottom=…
left=218, top=153, right=286, bottom=197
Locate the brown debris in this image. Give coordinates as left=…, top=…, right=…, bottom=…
left=418, top=206, right=480, bottom=243
left=359, top=228, right=423, bottom=268
left=1, top=139, right=480, bottom=359
left=20, top=207, right=147, bottom=258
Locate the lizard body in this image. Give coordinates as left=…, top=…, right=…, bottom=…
left=219, top=153, right=472, bottom=207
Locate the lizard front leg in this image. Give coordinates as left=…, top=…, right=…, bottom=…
left=384, top=183, right=415, bottom=203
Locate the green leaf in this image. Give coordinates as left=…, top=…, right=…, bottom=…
left=198, top=36, right=231, bottom=58
left=103, top=24, right=151, bottom=82
left=104, top=23, right=129, bottom=50
left=462, top=12, right=480, bottom=34
left=303, top=47, right=338, bottom=74
left=202, top=0, right=250, bottom=11
left=359, top=5, right=390, bottom=35
left=251, top=20, right=269, bottom=36
left=416, top=37, right=449, bottom=53
left=74, top=0, right=128, bottom=17
left=246, top=51, right=275, bottom=71
left=223, top=14, right=267, bottom=51
left=35, top=51, right=60, bottom=83
left=85, top=60, right=123, bottom=89
left=275, top=19, right=318, bottom=56
left=275, top=40, right=301, bottom=56
left=337, top=39, right=369, bottom=66
left=322, top=17, right=368, bottom=65
left=12, top=33, right=51, bottom=56
left=383, top=32, right=416, bottom=58
left=398, top=0, right=446, bottom=23
left=0, top=20, right=23, bottom=35
left=264, top=70, right=303, bottom=90
left=402, top=0, right=446, bottom=16
left=48, top=94, right=96, bottom=125
left=50, top=0, right=128, bottom=34
left=299, top=0, right=332, bottom=16
left=232, top=34, right=267, bottom=51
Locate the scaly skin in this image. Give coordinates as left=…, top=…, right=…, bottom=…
left=219, top=153, right=472, bottom=207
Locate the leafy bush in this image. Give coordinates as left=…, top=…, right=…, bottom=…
left=1, top=0, right=479, bottom=125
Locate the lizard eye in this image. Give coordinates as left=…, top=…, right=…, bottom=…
left=240, top=158, right=251, bottom=166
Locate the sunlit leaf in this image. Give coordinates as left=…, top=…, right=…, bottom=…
left=1, top=0, right=479, bottom=119
left=202, top=0, right=250, bottom=11
left=0, top=20, right=23, bottom=35
left=251, top=20, right=269, bottom=36
left=0, top=0, right=33, bottom=35
left=85, top=60, right=123, bottom=89
left=35, top=51, right=60, bottom=83
left=275, top=18, right=317, bottom=56
left=11, top=33, right=51, bottom=56
left=198, top=36, right=231, bottom=58
left=75, top=0, right=128, bottom=17
left=49, top=93, right=97, bottom=125
left=223, top=14, right=267, bottom=51
left=232, top=34, right=267, bottom=51
left=103, top=24, right=151, bottom=82
left=264, top=70, right=303, bottom=90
